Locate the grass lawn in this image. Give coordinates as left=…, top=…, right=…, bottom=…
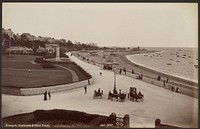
left=59, top=63, right=89, bottom=81
left=2, top=55, right=73, bottom=88
left=2, top=55, right=43, bottom=69
left=2, top=69, right=72, bottom=88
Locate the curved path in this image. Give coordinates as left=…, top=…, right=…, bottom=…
left=2, top=52, right=198, bottom=128
left=55, top=64, right=79, bottom=82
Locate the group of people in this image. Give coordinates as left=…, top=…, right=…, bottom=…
left=119, top=68, right=127, bottom=75
left=44, top=91, right=51, bottom=101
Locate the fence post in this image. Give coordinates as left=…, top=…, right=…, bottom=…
left=155, top=118, right=161, bottom=128
left=108, top=113, right=116, bottom=126
left=124, top=114, right=130, bottom=127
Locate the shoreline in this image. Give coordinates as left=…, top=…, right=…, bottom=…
left=124, top=54, right=198, bottom=84
left=120, top=54, right=198, bottom=87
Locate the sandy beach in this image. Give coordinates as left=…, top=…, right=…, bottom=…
left=2, top=52, right=198, bottom=128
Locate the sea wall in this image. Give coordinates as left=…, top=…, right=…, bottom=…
left=3, top=78, right=93, bottom=96
left=126, top=72, right=198, bottom=98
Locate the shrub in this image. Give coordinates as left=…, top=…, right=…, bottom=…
left=42, top=63, right=56, bottom=69
left=33, top=109, right=99, bottom=123
left=35, top=57, right=46, bottom=63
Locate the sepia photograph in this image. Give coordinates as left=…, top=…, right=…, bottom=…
left=1, top=2, right=198, bottom=128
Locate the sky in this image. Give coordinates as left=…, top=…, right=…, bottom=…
left=2, top=3, right=198, bottom=48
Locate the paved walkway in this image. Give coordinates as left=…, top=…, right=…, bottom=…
left=55, top=64, right=79, bottom=82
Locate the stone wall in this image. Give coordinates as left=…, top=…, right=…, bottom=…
left=20, top=78, right=93, bottom=95
left=2, top=78, right=93, bottom=96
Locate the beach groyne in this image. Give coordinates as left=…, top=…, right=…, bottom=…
left=73, top=52, right=198, bottom=98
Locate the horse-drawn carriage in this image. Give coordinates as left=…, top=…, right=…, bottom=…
left=93, top=90, right=103, bottom=99
left=108, top=91, right=126, bottom=102
left=128, top=87, right=144, bottom=102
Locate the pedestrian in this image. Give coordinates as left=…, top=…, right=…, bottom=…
left=119, top=69, right=122, bottom=75
left=48, top=91, right=51, bottom=100
left=132, top=69, right=134, bottom=74
left=100, top=72, right=102, bottom=76
left=157, top=76, right=161, bottom=81
left=44, top=91, right=47, bottom=101
left=84, top=86, right=87, bottom=94
left=98, top=88, right=100, bottom=93
left=124, top=68, right=126, bottom=75
left=88, top=79, right=90, bottom=85
left=176, top=87, right=179, bottom=93
left=172, top=86, right=174, bottom=91
left=28, top=69, right=31, bottom=73
left=163, top=80, right=166, bottom=87
left=166, top=78, right=169, bottom=83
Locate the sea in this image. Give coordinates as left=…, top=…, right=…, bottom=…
left=126, top=47, right=198, bottom=83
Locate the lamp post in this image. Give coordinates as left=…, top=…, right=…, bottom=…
left=113, top=62, right=118, bottom=94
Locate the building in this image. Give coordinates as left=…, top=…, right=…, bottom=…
left=6, top=46, right=33, bottom=54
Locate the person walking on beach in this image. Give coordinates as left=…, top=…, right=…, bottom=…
left=48, top=91, right=51, bottom=100
left=84, top=86, right=87, bottom=94
left=44, top=91, right=47, bottom=101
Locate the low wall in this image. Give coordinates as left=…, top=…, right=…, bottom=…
left=125, top=71, right=198, bottom=98
left=3, top=78, right=93, bottom=96
left=2, top=87, right=21, bottom=95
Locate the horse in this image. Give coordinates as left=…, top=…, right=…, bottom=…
left=129, top=92, right=144, bottom=102
left=108, top=92, right=120, bottom=101
left=119, top=93, right=126, bottom=102
left=93, top=90, right=103, bottom=99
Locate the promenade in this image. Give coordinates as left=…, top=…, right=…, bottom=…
left=2, top=52, right=198, bottom=128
